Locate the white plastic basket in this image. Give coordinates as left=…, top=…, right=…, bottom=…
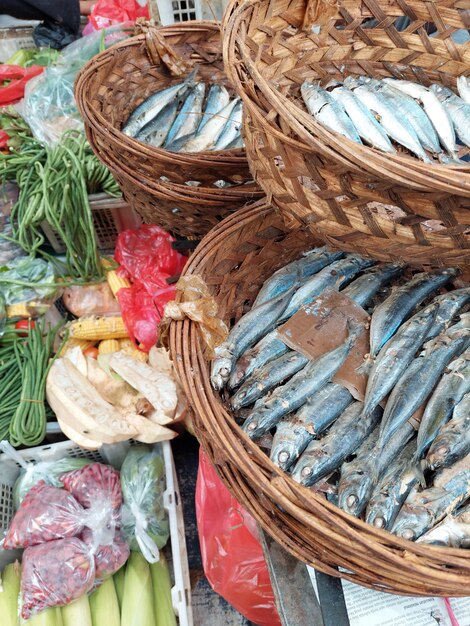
left=0, top=439, right=193, bottom=626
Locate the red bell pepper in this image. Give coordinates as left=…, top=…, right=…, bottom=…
left=0, top=64, right=44, bottom=106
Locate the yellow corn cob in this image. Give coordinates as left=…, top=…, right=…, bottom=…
left=106, top=270, right=131, bottom=297
left=58, top=338, right=95, bottom=357
left=119, top=339, right=134, bottom=350
left=101, top=257, right=114, bottom=270
left=68, top=316, right=129, bottom=341
left=118, top=339, right=148, bottom=362
left=6, top=302, right=32, bottom=319
left=98, top=339, right=120, bottom=355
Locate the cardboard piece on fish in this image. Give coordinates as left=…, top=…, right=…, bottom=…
left=277, top=289, right=369, bottom=400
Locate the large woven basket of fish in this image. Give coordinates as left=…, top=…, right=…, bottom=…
left=222, top=0, right=470, bottom=267
left=168, top=199, right=470, bottom=596
left=75, top=20, right=262, bottom=238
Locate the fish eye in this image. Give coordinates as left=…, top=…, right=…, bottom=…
left=301, top=467, right=312, bottom=477
left=278, top=451, right=289, bottom=463
left=247, top=422, right=257, bottom=431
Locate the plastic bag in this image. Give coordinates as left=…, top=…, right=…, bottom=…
left=114, top=225, right=187, bottom=351
left=61, top=463, right=123, bottom=515
left=120, top=444, right=169, bottom=562
left=21, top=537, right=96, bottom=619
left=3, top=482, right=86, bottom=549
left=33, top=21, right=79, bottom=50
left=89, top=0, right=149, bottom=30
left=20, top=25, right=130, bottom=146
left=196, top=451, right=282, bottom=626
left=82, top=528, right=130, bottom=579
left=63, top=283, right=121, bottom=317
left=0, top=64, right=44, bottom=106
left=0, top=256, right=57, bottom=305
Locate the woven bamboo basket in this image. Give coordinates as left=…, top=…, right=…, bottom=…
left=75, top=21, right=262, bottom=238
left=168, top=200, right=470, bottom=596
left=222, top=0, right=470, bottom=267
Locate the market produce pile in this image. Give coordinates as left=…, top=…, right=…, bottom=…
left=211, top=247, right=470, bottom=547
left=0, top=443, right=176, bottom=624
left=301, top=75, right=470, bottom=164
left=123, top=74, right=244, bottom=152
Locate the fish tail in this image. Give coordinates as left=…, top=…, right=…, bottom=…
left=413, top=457, right=427, bottom=488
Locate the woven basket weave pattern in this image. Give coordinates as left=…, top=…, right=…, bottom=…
left=223, top=0, right=470, bottom=266
left=169, top=200, right=470, bottom=596
left=75, top=21, right=263, bottom=238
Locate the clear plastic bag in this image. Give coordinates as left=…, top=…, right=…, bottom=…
left=20, top=25, right=130, bottom=146
left=60, top=463, right=123, bottom=515
left=196, top=451, right=282, bottom=626
left=0, top=257, right=57, bottom=305
left=120, top=444, right=169, bottom=562
left=21, top=537, right=96, bottom=619
left=82, top=528, right=130, bottom=579
left=62, top=283, right=121, bottom=317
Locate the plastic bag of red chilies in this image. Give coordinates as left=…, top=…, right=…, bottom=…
left=196, top=451, right=282, bottom=626
left=61, top=463, right=122, bottom=514
left=81, top=528, right=130, bottom=579
left=114, top=224, right=186, bottom=351
left=3, top=482, right=85, bottom=549
left=21, top=538, right=95, bottom=619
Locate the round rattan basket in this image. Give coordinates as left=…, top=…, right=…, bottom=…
left=75, top=21, right=262, bottom=238
left=222, top=0, right=470, bottom=266
left=169, top=200, right=470, bottom=596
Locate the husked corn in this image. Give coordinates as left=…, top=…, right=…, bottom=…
left=98, top=339, right=120, bottom=354
left=6, top=303, right=31, bottom=319
left=68, top=316, right=128, bottom=340
left=106, top=270, right=131, bottom=297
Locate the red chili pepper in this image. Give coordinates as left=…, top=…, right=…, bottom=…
left=0, top=64, right=44, bottom=106
left=0, top=129, right=10, bottom=149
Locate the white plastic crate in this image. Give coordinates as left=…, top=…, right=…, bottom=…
left=0, top=439, right=193, bottom=626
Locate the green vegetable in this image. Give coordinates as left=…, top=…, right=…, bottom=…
left=4, top=49, right=36, bottom=66
left=89, top=578, right=120, bottom=626
left=13, top=456, right=90, bottom=509
left=113, top=566, right=126, bottom=612
left=151, top=554, right=177, bottom=626
left=0, top=257, right=57, bottom=305
left=61, top=595, right=92, bottom=626
left=0, top=132, right=120, bottom=281
left=0, top=561, right=20, bottom=626
left=121, top=444, right=170, bottom=558
left=121, top=552, right=155, bottom=626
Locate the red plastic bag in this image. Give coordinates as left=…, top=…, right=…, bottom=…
left=21, top=538, right=95, bottom=619
left=0, top=65, right=44, bottom=105
left=89, top=0, right=149, bottom=30
left=3, top=482, right=86, bottom=549
left=196, top=451, right=281, bottom=626
left=114, top=225, right=186, bottom=351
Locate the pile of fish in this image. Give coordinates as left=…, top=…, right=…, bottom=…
left=122, top=71, right=244, bottom=152
left=301, top=75, right=470, bottom=164
left=211, top=247, right=470, bottom=547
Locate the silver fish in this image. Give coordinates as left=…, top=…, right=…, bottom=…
left=122, top=72, right=195, bottom=137
left=337, top=422, right=415, bottom=517
left=270, top=383, right=353, bottom=471
left=253, top=247, right=344, bottom=308
left=363, top=303, right=439, bottom=417
left=416, top=350, right=470, bottom=461
left=378, top=323, right=470, bottom=447
left=417, top=502, right=470, bottom=547
left=337, top=426, right=381, bottom=516
left=280, top=255, right=375, bottom=322
left=430, top=83, right=455, bottom=100
left=291, top=402, right=382, bottom=486
left=213, top=100, right=243, bottom=150
left=424, top=287, right=470, bottom=341
left=210, top=287, right=296, bottom=390
left=180, top=98, right=240, bottom=152
left=301, top=82, right=362, bottom=143
left=135, top=98, right=181, bottom=147
left=198, top=84, right=230, bottom=131
left=427, top=391, right=470, bottom=471
left=369, top=268, right=458, bottom=357
left=352, top=84, right=430, bottom=162
left=377, top=82, right=441, bottom=154
left=225, top=135, right=244, bottom=150
left=436, top=92, right=470, bottom=148
left=419, top=90, right=458, bottom=156
left=330, top=86, right=395, bottom=153
left=165, top=82, right=206, bottom=146
left=392, top=457, right=470, bottom=540
left=242, top=322, right=363, bottom=439
left=230, top=350, right=309, bottom=410
left=341, top=264, right=404, bottom=308
left=228, top=330, right=289, bottom=391
left=457, top=76, right=470, bottom=104
left=366, top=440, right=418, bottom=530
left=381, top=78, right=429, bottom=99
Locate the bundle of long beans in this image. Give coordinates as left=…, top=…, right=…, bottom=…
left=0, top=132, right=120, bottom=281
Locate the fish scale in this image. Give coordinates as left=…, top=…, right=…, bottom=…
left=426, top=391, right=470, bottom=471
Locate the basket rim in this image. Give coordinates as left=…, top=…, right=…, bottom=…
left=75, top=21, right=249, bottom=167
left=169, top=200, right=470, bottom=596
left=222, top=0, right=470, bottom=196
